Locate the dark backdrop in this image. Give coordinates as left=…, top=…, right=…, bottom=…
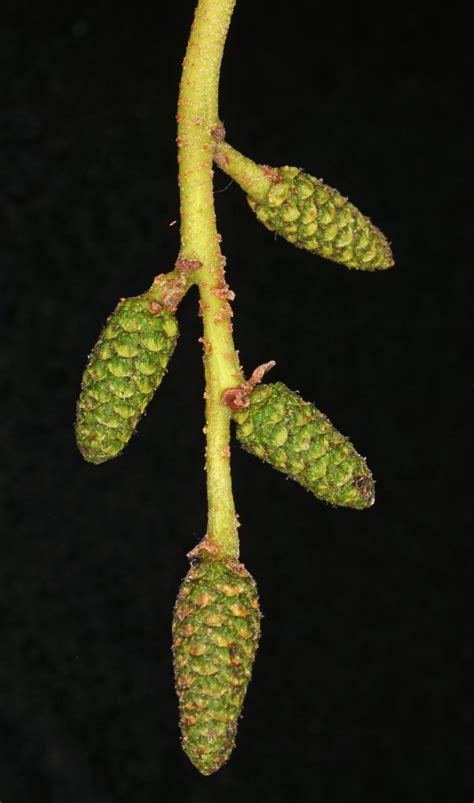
left=1, top=2, right=472, bottom=801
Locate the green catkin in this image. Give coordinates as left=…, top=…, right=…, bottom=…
left=76, top=294, right=178, bottom=464
left=233, top=382, right=374, bottom=509
left=248, top=166, right=393, bottom=270
left=172, top=556, right=261, bottom=776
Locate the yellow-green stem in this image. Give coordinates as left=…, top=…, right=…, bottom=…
left=213, top=140, right=274, bottom=201
left=178, top=0, right=242, bottom=560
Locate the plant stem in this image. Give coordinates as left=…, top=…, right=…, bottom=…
left=213, top=140, right=275, bottom=201
left=178, top=0, right=242, bottom=560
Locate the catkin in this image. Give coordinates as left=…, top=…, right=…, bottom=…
left=76, top=294, right=178, bottom=464
left=172, top=556, right=261, bottom=775
left=248, top=166, right=393, bottom=270
left=233, top=382, right=374, bottom=509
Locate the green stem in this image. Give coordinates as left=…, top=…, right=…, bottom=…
left=178, top=0, right=243, bottom=560
left=213, top=140, right=274, bottom=201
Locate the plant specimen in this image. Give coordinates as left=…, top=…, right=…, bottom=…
left=75, top=0, right=393, bottom=776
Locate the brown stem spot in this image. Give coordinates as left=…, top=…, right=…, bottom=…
left=261, top=164, right=281, bottom=183
left=211, top=280, right=235, bottom=301
left=176, top=256, right=203, bottom=274
left=211, top=124, right=226, bottom=141
left=221, top=387, right=249, bottom=410
left=159, top=274, right=187, bottom=311
left=213, top=149, right=230, bottom=170
left=213, top=303, right=233, bottom=323
left=187, top=534, right=219, bottom=561
left=222, top=360, right=276, bottom=410
left=249, top=360, right=277, bottom=387
left=198, top=336, right=212, bottom=355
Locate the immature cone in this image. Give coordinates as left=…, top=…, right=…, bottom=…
left=233, top=382, right=374, bottom=509
left=76, top=294, right=178, bottom=464
left=248, top=166, right=393, bottom=270
left=172, top=555, right=261, bottom=775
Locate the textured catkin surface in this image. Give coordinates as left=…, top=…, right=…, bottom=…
left=172, top=556, right=261, bottom=776
left=234, top=383, right=374, bottom=509
left=75, top=294, right=178, bottom=463
left=248, top=166, right=393, bottom=270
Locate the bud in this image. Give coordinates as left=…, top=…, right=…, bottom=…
left=172, top=556, right=261, bottom=775
left=248, top=166, right=393, bottom=270
left=233, top=383, right=374, bottom=509
left=75, top=294, right=178, bottom=464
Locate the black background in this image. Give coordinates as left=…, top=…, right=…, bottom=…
left=1, top=2, right=472, bottom=801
